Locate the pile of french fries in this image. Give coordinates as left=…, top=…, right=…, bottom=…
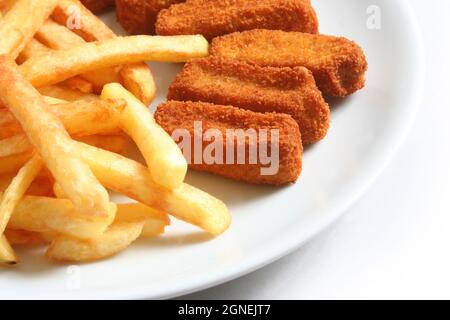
left=0, top=0, right=230, bottom=264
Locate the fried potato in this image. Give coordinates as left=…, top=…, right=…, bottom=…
left=101, top=83, right=187, bottom=189
left=0, top=0, right=59, bottom=58
left=74, top=141, right=231, bottom=235
left=0, top=152, right=33, bottom=176
left=76, top=134, right=128, bottom=154
left=35, top=19, right=121, bottom=92
left=20, top=35, right=209, bottom=87
left=0, top=56, right=111, bottom=218
left=7, top=195, right=117, bottom=239
left=4, top=229, right=46, bottom=246
left=0, top=234, right=17, bottom=264
left=0, top=155, right=42, bottom=238
left=46, top=220, right=144, bottom=262
left=38, top=85, right=99, bottom=102
left=62, top=76, right=94, bottom=94
left=0, top=98, right=124, bottom=140
left=53, top=0, right=156, bottom=104
left=115, top=203, right=170, bottom=238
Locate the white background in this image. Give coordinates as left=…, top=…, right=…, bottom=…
left=183, top=0, right=450, bottom=299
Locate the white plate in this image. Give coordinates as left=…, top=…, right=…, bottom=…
left=0, top=0, right=424, bottom=299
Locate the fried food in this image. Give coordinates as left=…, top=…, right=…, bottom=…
left=156, top=0, right=318, bottom=40
left=0, top=56, right=111, bottom=218
left=168, top=57, right=330, bottom=144
left=155, top=101, right=303, bottom=185
left=0, top=0, right=59, bottom=58
left=116, top=0, right=185, bottom=35
left=80, top=0, right=115, bottom=13
left=101, top=83, right=187, bottom=189
left=210, top=29, right=368, bottom=97
left=20, top=34, right=209, bottom=88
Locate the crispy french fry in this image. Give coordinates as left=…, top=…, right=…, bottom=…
left=101, top=83, right=187, bottom=189
left=46, top=220, right=144, bottom=262
left=0, top=152, right=32, bottom=175
left=62, top=76, right=94, bottom=94
left=35, top=19, right=120, bottom=92
left=115, top=203, right=170, bottom=238
left=53, top=182, right=65, bottom=199
left=0, top=0, right=59, bottom=58
left=54, top=1, right=156, bottom=104
left=38, top=85, right=99, bottom=102
left=20, top=35, right=209, bottom=88
left=4, top=229, right=46, bottom=246
left=0, top=155, right=42, bottom=236
left=0, top=234, right=17, bottom=264
left=16, top=38, right=49, bottom=64
left=0, top=56, right=111, bottom=218
left=6, top=195, right=117, bottom=239
left=75, top=142, right=231, bottom=235
left=0, top=98, right=123, bottom=140
left=43, top=96, right=68, bottom=105
left=76, top=134, right=128, bottom=155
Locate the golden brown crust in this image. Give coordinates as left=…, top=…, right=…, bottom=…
left=154, top=100, right=302, bottom=185
left=210, top=29, right=368, bottom=97
left=155, top=0, right=318, bottom=40
left=168, top=57, right=329, bottom=144
left=116, top=0, right=185, bottom=35
left=80, top=0, right=115, bottom=13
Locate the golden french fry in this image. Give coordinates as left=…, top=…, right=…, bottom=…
left=20, top=35, right=209, bottom=87
left=62, top=76, right=94, bottom=94
left=53, top=182, right=65, bottom=199
left=38, top=85, right=99, bottom=102
left=7, top=195, right=117, bottom=239
left=0, top=0, right=59, bottom=58
left=46, top=220, right=144, bottom=262
left=4, top=229, right=46, bottom=246
left=115, top=203, right=170, bottom=238
left=35, top=19, right=121, bottom=92
left=43, top=95, right=68, bottom=105
left=101, top=83, right=187, bottom=189
left=16, top=38, right=49, bottom=64
left=0, top=98, right=123, bottom=140
left=75, top=142, right=231, bottom=235
left=0, top=234, right=17, bottom=264
left=0, top=152, right=32, bottom=176
left=53, top=1, right=156, bottom=104
left=0, top=56, right=111, bottom=218
left=0, top=155, right=42, bottom=235
left=76, top=134, right=128, bottom=155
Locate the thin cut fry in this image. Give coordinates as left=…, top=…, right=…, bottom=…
left=0, top=235, right=17, bottom=264
left=4, top=229, right=46, bottom=246
left=0, top=98, right=124, bottom=140
left=0, top=0, right=59, bottom=58
left=54, top=0, right=157, bottom=104
left=0, top=152, right=33, bottom=175
left=75, top=142, right=231, bottom=235
left=20, top=35, right=209, bottom=87
left=101, top=83, right=187, bottom=189
left=0, top=56, right=111, bottom=218
left=46, top=220, right=144, bottom=262
left=38, top=85, right=99, bottom=102
left=76, top=134, right=128, bottom=154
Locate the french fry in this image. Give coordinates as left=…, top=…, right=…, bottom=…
left=0, top=56, right=111, bottom=218
left=53, top=0, right=157, bottom=104
left=7, top=195, right=117, bottom=239
left=101, top=83, right=187, bottom=189
left=76, top=134, right=128, bottom=155
left=0, top=155, right=43, bottom=262
left=0, top=235, right=17, bottom=264
left=115, top=203, right=170, bottom=238
left=16, top=38, right=49, bottom=64
left=62, top=76, right=94, bottom=94
left=38, top=85, right=99, bottom=102
left=0, top=98, right=123, bottom=140
left=35, top=19, right=121, bottom=92
left=20, top=35, right=209, bottom=87
left=75, top=142, right=231, bottom=235
left=0, top=0, right=59, bottom=58
left=4, top=229, right=46, bottom=246
left=46, top=220, right=144, bottom=262
left=0, top=152, right=33, bottom=176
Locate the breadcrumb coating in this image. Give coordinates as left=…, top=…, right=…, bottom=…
left=210, top=29, right=368, bottom=97
left=168, top=57, right=329, bottom=144
left=155, top=101, right=303, bottom=185
left=156, top=0, right=318, bottom=40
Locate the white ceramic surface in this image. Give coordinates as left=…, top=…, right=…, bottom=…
left=0, top=0, right=424, bottom=299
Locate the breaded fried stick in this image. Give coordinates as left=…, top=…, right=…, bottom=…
left=155, top=101, right=302, bottom=185
left=210, top=29, right=368, bottom=97
left=156, top=0, right=318, bottom=40
left=116, top=0, right=186, bottom=35
left=168, top=57, right=330, bottom=144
